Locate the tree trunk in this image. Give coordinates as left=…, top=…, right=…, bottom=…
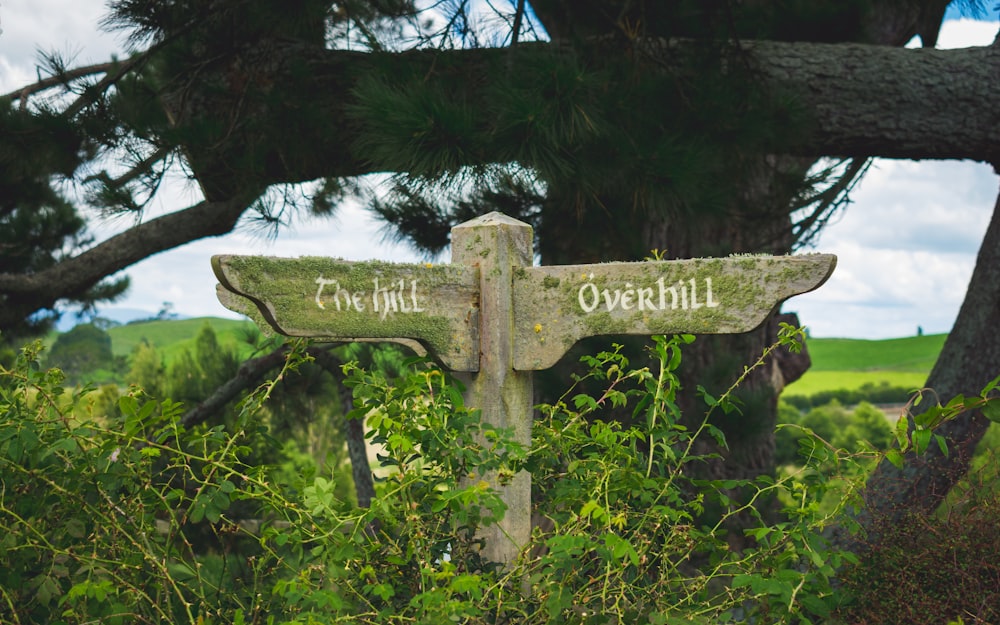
left=343, top=390, right=376, bottom=510
left=847, top=178, right=1000, bottom=550
left=309, top=347, right=378, bottom=510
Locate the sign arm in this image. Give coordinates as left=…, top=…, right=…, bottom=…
left=211, top=213, right=838, bottom=570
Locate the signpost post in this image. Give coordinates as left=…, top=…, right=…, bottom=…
left=213, top=212, right=835, bottom=565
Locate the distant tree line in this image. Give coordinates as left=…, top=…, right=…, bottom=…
left=782, top=382, right=914, bottom=412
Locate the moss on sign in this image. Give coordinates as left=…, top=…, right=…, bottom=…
left=512, top=254, right=835, bottom=370
left=213, top=255, right=480, bottom=371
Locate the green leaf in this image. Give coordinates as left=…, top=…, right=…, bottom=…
left=46, top=437, right=78, bottom=455
left=580, top=499, right=604, bottom=521
left=731, top=573, right=754, bottom=588
left=886, top=448, right=904, bottom=469
left=137, top=397, right=157, bottom=421
left=65, top=518, right=87, bottom=539
left=572, top=393, right=598, bottom=412
left=912, top=405, right=942, bottom=429
left=431, top=496, right=449, bottom=513
left=603, top=532, right=639, bottom=566
left=33, top=575, right=61, bottom=605
left=118, top=395, right=138, bottom=416
left=982, top=373, right=1000, bottom=396
left=935, top=434, right=949, bottom=457
left=982, top=400, right=1000, bottom=424
left=913, top=428, right=931, bottom=455
left=631, top=393, right=652, bottom=421
left=894, top=417, right=910, bottom=452
left=799, top=594, right=831, bottom=617
left=189, top=501, right=206, bottom=524
left=449, top=573, right=482, bottom=594
left=697, top=385, right=717, bottom=407
left=205, top=504, right=222, bottom=524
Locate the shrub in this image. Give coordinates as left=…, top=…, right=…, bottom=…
left=0, top=331, right=863, bottom=624
left=776, top=400, right=894, bottom=467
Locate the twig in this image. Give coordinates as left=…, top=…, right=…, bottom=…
left=2, top=60, right=122, bottom=102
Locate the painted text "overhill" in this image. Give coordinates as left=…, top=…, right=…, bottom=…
left=578, top=276, right=721, bottom=313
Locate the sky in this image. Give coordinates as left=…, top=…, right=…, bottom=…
left=1, top=2, right=998, bottom=340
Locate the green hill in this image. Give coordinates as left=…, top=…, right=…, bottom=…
left=107, top=317, right=260, bottom=364
left=785, top=334, right=947, bottom=397
left=804, top=334, right=947, bottom=373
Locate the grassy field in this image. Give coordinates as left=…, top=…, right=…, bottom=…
left=107, top=317, right=260, bottom=363
left=47, top=317, right=947, bottom=397
left=784, top=333, right=946, bottom=397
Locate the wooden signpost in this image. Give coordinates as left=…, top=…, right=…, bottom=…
left=213, top=212, right=836, bottom=565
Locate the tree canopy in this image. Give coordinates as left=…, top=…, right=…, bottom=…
left=1, top=1, right=996, bottom=327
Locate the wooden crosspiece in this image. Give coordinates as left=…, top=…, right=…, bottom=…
left=213, top=212, right=836, bottom=565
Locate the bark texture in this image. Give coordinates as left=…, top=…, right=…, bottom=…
left=173, top=37, right=1000, bottom=191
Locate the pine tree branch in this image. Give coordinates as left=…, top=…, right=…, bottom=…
left=84, top=146, right=173, bottom=190
left=169, top=37, right=1000, bottom=193
left=3, top=56, right=144, bottom=111
left=62, top=55, right=148, bottom=119
left=4, top=61, right=115, bottom=101
left=0, top=194, right=254, bottom=329
left=791, top=157, right=872, bottom=247
left=510, top=0, right=526, bottom=47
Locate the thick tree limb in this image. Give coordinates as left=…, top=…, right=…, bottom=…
left=0, top=195, right=253, bottom=330
left=738, top=38, right=1000, bottom=162
left=172, top=36, right=1000, bottom=191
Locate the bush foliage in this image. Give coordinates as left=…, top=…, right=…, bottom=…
left=2, top=329, right=999, bottom=623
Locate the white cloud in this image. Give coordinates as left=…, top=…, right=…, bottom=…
left=788, top=160, right=997, bottom=338
left=936, top=18, right=998, bottom=48
left=0, top=0, right=123, bottom=92
left=788, top=18, right=1000, bottom=338
left=817, top=160, right=994, bottom=254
